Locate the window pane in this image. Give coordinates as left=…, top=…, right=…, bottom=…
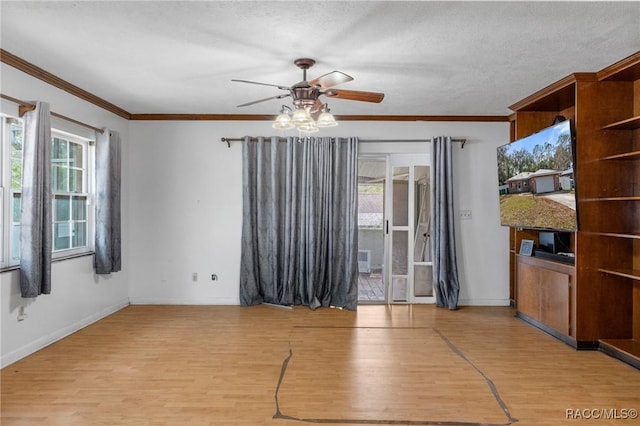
left=54, top=223, right=71, bottom=251
left=11, top=159, right=22, bottom=190
left=72, top=196, right=87, bottom=220
left=10, top=124, right=23, bottom=190
left=52, top=165, right=68, bottom=192
left=12, top=193, right=21, bottom=222
left=52, top=137, right=68, bottom=160
left=72, top=222, right=87, bottom=248
left=55, top=196, right=70, bottom=221
left=69, top=169, right=83, bottom=193
left=10, top=123, right=23, bottom=156
left=69, top=142, right=83, bottom=168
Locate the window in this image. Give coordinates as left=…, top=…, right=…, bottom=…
left=52, top=134, right=93, bottom=253
left=1, top=116, right=95, bottom=268
left=0, top=116, right=23, bottom=267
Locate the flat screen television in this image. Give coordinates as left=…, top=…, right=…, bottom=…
left=497, top=119, right=578, bottom=231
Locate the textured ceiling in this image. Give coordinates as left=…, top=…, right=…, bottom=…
left=1, top=1, right=639, bottom=117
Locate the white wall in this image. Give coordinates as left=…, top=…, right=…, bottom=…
left=128, top=120, right=511, bottom=306
left=0, top=64, right=130, bottom=367
left=127, top=121, right=248, bottom=304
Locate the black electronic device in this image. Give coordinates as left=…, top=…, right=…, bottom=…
left=538, top=231, right=571, bottom=254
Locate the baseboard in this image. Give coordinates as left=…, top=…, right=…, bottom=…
left=128, top=297, right=240, bottom=305
left=1, top=298, right=130, bottom=368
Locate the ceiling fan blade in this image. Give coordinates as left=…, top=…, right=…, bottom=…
left=237, top=93, right=290, bottom=107
left=324, top=89, right=385, bottom=103
left=309, top=71, right=353, bottom=89
left=231, top=79, right=291, bottom=91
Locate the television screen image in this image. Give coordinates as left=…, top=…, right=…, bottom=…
left=497, top=120, right=577, bottom=231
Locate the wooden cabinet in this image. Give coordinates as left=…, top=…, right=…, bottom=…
left=508, top=51, right=640, bottom=368
left=516, top=255, right=573, bottom=342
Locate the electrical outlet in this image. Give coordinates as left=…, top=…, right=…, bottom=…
left=211, top=274, right=218, bottom=281
left=460, top=210, right=472, bottom=220
left=192, top=272, right=198, bottom=282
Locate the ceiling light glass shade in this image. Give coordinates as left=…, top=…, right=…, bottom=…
left=297, top=121, right=319, bottom=133
left=291, top=107, right=313, bottom=125
left=272, top=112, right=294, bottom=129
left=316, top=111, right=338, bottom=127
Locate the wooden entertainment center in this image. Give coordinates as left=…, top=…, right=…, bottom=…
left=508, top=51, right=640, bottom=368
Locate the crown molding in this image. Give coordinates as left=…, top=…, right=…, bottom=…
left=130, top=114, right=277, bottom=121
left=334, top=115, right=509, bottom=122
left=597, top=50, right=640, bottom=81
left=0, top=49, right=131, bottom=119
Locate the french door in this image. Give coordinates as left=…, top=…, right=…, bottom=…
left=386, top=154, right=434, bottom=304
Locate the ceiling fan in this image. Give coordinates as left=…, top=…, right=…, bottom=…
left=232, top=58, right=385, bottom=112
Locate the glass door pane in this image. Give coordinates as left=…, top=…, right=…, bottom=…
left=413, top=165, right=434, bottom=298
left=391, top=230, right=408, bottom=302
left=389, top=166, right=409, bottom=302
left=392, top=167, right=409, bottom=226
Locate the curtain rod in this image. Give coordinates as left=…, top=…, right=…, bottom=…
left=220, top=137, right=466, bottom=148
left=0, top=93, right=104, bottom=134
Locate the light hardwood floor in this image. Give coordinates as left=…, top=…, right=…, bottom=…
left=2, top=305, right=639, bottom=425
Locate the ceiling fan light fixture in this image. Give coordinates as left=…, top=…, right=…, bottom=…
left=272, top=105, right=294, bottom=129
left=316, top=104, right=338, bottom=128
left=234, top=57, right=384, bottom=133
left=291, top=107, right=313, bottom=125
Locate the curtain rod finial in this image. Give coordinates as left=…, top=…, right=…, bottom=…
left=18, top=104, right=36, bottom=117
left=221, top=137, right=230, bottom=148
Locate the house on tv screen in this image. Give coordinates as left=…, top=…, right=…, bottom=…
left=504, top=168, right=574, bottom=194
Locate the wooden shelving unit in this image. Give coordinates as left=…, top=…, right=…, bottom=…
left=590, top=52, right=640, bottom=367
left=507, top=51, right=640, bottom=368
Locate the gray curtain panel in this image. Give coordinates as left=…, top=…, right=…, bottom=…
left=430, top=136, right=460, bottom=309
left=20, top=101, right=52, bottom=298
left=94, top=129, right=122, bottom=274
left=240, top=136, right=359, bottom=310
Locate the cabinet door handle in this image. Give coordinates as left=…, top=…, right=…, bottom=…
left=386, top=220, right=389, bottom=235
